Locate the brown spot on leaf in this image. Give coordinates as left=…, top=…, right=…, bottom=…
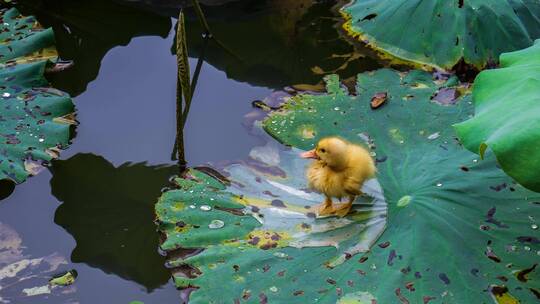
left=271, top=199, right=286, bottom=208
left=395, top=288, right=409, bottom=304
left=490, top=183, right=507, bottom=192
left=485, top=246, right=501, bottom=263
left=530, top=288, right=540, bottom=299
left=242, top=290, right=251, bottom=300
left=259, top=293, right=268, bottom=304
left=486, top=207, right=509, bottom=228
left=378, top=241, right=390, bottom=248
left=248, top=236, right=260, bottom=245
left=517, top=236, right=540, bottom=244
left=516, top=264, right=537, bottom=282
left=388, top=249, right=397, bottom=266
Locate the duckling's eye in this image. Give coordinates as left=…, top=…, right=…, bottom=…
left=320, top=148, right=326, bottom=153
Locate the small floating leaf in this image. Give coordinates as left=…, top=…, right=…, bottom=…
left=49, top=269, right=77, bottom=286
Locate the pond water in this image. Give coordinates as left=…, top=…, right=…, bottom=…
left=1, top=0, right=381, bottom=303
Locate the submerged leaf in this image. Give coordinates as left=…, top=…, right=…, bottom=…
left=455, top=40, right=540, bottom=192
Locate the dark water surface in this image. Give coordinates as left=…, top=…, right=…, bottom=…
left=1, top=1, right=381, bottom=303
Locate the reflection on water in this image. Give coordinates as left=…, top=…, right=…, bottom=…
left=50, top=153, right=177, bottom=291
left=182, top=0, right=383, bottom=88
left=19, top=0, right=383, bottom=93
left=17, top=0, right=172, bottom=96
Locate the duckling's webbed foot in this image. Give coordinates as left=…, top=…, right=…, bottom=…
left=317, top=197, right=334, bottom=216
left=334, top=195, right=355, bottom=217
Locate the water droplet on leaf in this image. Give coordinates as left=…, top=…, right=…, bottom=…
left=208, top=220, right=224, bottom=229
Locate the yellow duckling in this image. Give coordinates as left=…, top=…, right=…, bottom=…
left=300, top=137, right=376, bottom=217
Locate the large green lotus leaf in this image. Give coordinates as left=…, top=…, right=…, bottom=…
left=156, top=137, right=388, bottom=302
left=455, top=40, right=540, bottom=192
left=0, top=8, right=74, bottom=185
left=50, top=153, right=176, bottom=291
left=157, top=69, right=540, bottom=303
left=341, top=0, right=540, bottom=70
left=261, top=70, right=540, bottom=303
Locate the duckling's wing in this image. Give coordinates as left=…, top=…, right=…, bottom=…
left=344, top=177, right=362, bottom=196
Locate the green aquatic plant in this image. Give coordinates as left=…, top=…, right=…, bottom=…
left=0, top=8, right=74, bottom=186
left=341, top=0, right=540, bottom=70
left=455, top=40, right=540, bottom=192
left=157, top=69, right=540, bottom=303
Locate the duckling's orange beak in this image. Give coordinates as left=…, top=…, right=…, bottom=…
left=300, top=149, right=319, bottom=159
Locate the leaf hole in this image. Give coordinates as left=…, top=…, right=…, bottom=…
left=361, top=13, right=378, bottom=21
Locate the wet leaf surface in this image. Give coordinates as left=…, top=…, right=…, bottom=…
left=156, top=130, right=388, bottom=303
left=0, top=8, right=74, bottom=188
left=261, top=69, right=540, bottom=303
left=341, top=0, right=540, bottom=69
left=455, top=40, right=540, bottom=192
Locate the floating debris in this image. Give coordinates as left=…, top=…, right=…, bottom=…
left=370, top=92, right=387, bottom=109
left=49, top=269, right=77, bottom=286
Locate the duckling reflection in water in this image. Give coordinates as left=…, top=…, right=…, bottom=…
left=301, top=137, right=376, bottom=217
